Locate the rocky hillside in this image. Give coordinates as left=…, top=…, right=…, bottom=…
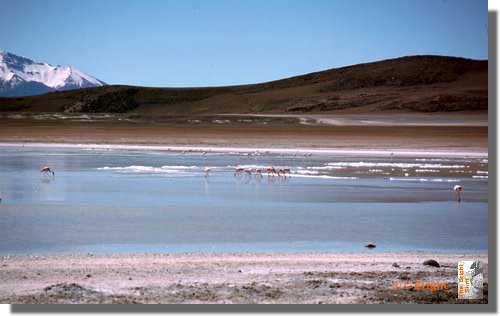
left=0, top=55, right=487, bottom=114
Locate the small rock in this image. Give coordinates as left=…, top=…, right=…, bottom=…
left=365, top=243, right=376, bottom=249
left=129, top=277, right=133, bottom=280
left=423, top=259, right=440, bottom=268
left=238, top=270, right=242, bottom=273
left=85, top=274, right=92, bottom=278
left=405, top=266, right=411, bottom=270
left=392, top=263, right=400, bottom=268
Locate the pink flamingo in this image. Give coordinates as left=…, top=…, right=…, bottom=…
left=254, top=168, right=263, bottom=178
left=278, top=168, right=291, bottom=178
left=454, top=185, right=462, bottom=202
left=234, top=167, right=244, bottom=176
left=40, top=166, right=55, bottom=176
left=267, top=167, right=278, bottom=177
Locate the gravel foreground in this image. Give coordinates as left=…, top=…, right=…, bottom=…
left=0, top=252, right=488, bottom=304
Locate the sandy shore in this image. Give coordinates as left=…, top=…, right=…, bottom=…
left=0, top=252, right=488, bottom=304
left=0, top=142, right=488, bottom=158
left=222, top=112, right=488, bottom=127
left=0, top=116, right=488, bottom=153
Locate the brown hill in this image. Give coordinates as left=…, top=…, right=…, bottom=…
left=0, top=55, right=487, bottom=114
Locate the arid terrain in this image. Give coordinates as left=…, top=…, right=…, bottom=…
left=0, top=55, right=489, bottom=306
left=0, top=252, right=488, bottom=304
left=0, top=112, right=488, bottom=153
left=0, top=55, right=488, bottom=152
left=0, top=56, right=487, bottom=115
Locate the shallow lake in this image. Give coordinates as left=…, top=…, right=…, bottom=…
left=0, top=146, right=488, bottom=253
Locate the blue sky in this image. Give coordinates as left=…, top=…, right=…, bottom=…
left=0, top=0, right=488, bottom=87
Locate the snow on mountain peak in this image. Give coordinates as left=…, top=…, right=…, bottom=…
left=0, top=51, right=105, bottom=97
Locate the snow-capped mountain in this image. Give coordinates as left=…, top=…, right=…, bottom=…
left=0, top=51, right=105, bottom=97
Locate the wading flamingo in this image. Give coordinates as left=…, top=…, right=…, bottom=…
left=234, top=167, right=244, bottom=176
left=204, top=167, right=211, bottom=178
left=267, top=167, right=278, bottom=177
left=40, top=166, right=55, bottom=176
left=279, top=168, right=291, bottom=178
left=454, top=185, right=462, bottom=202
left=254, top=168, right=263, bottom=178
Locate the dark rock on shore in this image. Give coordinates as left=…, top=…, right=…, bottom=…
left=423, top=259, right=440, bottom=268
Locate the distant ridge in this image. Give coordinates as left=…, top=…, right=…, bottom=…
left=0, top=55, right=487, bottom=113
left=0, top=51, right=105, bottom=97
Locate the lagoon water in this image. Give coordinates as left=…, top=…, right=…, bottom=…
left=0, top=146, right=488, bottom=254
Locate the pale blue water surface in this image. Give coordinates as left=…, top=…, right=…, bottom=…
left=0, top=146, right=488, bottom=254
